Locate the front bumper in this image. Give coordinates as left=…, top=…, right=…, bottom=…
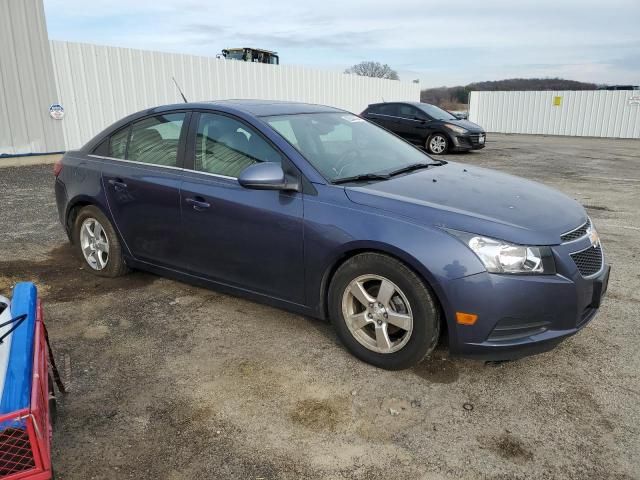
left=450, top=132, right=486, bottom=151
left=445, top=260, right=610, bottom=361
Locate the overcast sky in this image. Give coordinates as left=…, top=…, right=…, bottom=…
left=44, top=0, right=640, bottom=87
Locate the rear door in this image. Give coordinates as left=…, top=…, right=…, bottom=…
left=98, top=111, right=189, bottom=265
left=364, top=104, right=397, bottom=131
left=178, top=111, right=305, bottom=304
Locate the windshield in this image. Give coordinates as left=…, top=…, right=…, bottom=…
left=225, top=50, right=244, bottom=60
left=264, top=113, right=437, bottom=183
left=416, top=104, right=457, bottom=121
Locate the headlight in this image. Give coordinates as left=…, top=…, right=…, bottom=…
left=448, top=231, right=556, bottom=274
left=444, top=123, right=468, bottom=134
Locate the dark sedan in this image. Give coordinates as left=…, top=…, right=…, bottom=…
left=362, top=102, right=486, bottom=154
left=54, top=100, right=609, bottom=370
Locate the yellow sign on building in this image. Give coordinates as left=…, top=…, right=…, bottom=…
left=553, top=96, right=562, bottom=106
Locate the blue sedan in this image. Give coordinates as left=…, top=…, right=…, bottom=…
left=54, top=100, right=610, bottom=369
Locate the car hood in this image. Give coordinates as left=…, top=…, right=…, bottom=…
left=344, top=162, right=586, bottom=245
left=444, top=119, right=484, bottom=133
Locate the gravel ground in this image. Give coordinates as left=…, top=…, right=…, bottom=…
left=0, top=134, right=639, bottom=479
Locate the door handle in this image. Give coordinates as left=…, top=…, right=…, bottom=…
left=185, top=197, right=211, bottom=211
left=108, top=179, right=128, bottom=189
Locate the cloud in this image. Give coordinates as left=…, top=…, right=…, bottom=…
left=181, top=23, right=387, bottom=49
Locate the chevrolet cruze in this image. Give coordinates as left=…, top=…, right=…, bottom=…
left=54, top=100, right=610, bottom=370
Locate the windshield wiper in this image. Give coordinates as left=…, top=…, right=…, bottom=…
left=332, top=173, right=390, bottom=185
left=388, top=161, right=447, bottom=177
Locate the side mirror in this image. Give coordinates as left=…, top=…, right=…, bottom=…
left=414, top=115, right=427, bottom=123
left=238, top=162, right=300, bottom=191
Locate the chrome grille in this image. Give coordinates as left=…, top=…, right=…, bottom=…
left=570, top=245, right=603, bottom=277
left=561, top=218, right=591, bottom=242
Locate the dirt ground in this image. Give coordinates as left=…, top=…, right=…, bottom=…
left=1, top=134, right=639, bottom=479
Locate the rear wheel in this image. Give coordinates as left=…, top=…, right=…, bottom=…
left=427, top=133, right=449, bottom=154
left=329, top=253, right=440, bottom=370
left=73, top=206, right=128, bottom=277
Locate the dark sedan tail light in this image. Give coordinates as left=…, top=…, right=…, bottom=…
left=53, top=156, right=63, bottom=177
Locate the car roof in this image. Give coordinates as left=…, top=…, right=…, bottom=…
left=149, top=99, right=344, bottom=117
left=367, top=101, right=432, bottom=108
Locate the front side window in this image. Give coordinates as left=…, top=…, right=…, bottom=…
left=128, top=113, right=186, bottom=167
left=377, top=104, right=399, bottom=116
left=194, top=113, right=281, bottom=178
left=397, top=104, right=419, bottom=119
left=265, top=112, right=436, bottom=182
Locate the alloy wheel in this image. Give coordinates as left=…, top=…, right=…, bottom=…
left=79, top=218, right=110, bottom=270
left=429, top=135, right=447, bottom=154
left=341, top=274, right=413, bottom=354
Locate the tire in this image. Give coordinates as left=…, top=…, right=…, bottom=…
left=72, top=205, right=128, bottom=277
left=426, top=133, right=449, bottom=155
left=328, top=253, right=440, bottom=370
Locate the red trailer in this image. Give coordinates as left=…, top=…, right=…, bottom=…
left=0, top=299, right=54, bottom=480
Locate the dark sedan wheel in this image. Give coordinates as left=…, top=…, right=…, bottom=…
left=73, top=205, right=128, bottom=277
left=427, top=133, right=449, bottom=154
left=329, top=253, right=440, bottom=370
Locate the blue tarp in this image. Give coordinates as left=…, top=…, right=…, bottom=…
left=0, top=282, right=37, bottom=415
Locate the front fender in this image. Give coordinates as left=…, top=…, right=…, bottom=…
left=304, top=186, right=486, bottom=342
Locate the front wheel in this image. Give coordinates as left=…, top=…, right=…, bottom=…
left=426, top=133, right=449, bottom=154
left=329, top=253, right=440, bottom=370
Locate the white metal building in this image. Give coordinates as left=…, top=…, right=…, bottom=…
left=469, top=90, right=640, bottom=139
left=49, top=41, right=419, bottom=152
left=0, top=0, right=64, bottom=155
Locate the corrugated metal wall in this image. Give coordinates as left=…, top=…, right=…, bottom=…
left=50, top=40, right=421, bottom=151
left=0, top=0, right=64, bottom=155
left=469, top=90, right=640, bottom=138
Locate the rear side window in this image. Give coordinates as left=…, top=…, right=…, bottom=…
left=109, top=128, right=129, bottom=159
left=128, top=113, right=186, bottom=167
left=375, top=104, right=399, bottom=116
left=194, top=113, right=281, bottom=178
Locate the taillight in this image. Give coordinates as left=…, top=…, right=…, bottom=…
left=53, top=157, right=63, bottom=177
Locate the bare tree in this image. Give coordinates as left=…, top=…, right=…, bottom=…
left=345, top=61, right=399, bottom=80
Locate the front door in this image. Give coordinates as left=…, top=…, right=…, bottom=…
left=178, top=111, right=305, bottom=304
left=395, top=104, right=428, bottom=144
left=100, top=112, right=188, bottom=265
